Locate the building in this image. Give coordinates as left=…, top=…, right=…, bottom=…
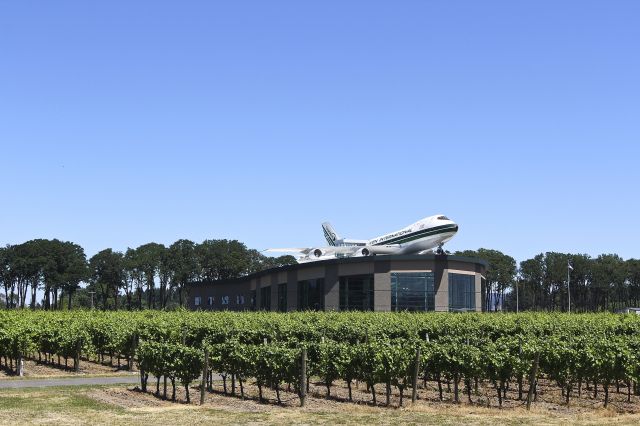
left=616, top=307, right=640, bottom=315
left=188, top=254, right=488, bottom=312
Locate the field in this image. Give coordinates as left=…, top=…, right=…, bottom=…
left=2, top=310, right=640, bottom=424
left=3, top=383, right=640, bottom=426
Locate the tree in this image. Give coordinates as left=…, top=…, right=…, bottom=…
left=158, top=249, right=173, bottom=309
left=58, top=241, right=89, bottom=310
left=260, top=254, right=297, bottom=270
left=566, top=253, right=591, bottom=312
left=517, top=254, right=545, bottom=311
left=218, top=240, right=251, bottom=279
left=13, top=240, right=48, bottom=309
left=541, top=252, right=570, bottom=311
left=168, top=240, right=198, bottom=308
left=40, top=240, right=63, bottom=310
left=123, top=248, right=143, bottom=310
left=135, top=243, right=165, bottom=309
left=196, top=239, right=252, bottom=281
left=591, top=254, right=626, bottom=311
left=33, top=239, right=88, bottom=310
left=0, top=245, right=13, bottom=308
left=89, top=249, right=125, bottom=310
left=627, top=259, right=640, bottom=307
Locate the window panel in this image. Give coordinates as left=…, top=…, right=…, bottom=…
left=278, top=283, right=287, bottom=312
left=260, top=286, right=271, bottom=311
left=339, top=275, right=374, bottom=311
left=448, top=273, right=476, bottom=311
left=297, top=279, right=324, bottom=311
left=390, top=272, right=435, bottom=311
left=250, top=290, right=257, bottom=311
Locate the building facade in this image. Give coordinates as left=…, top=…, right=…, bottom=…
left=188, top=254, right=487, bottom=312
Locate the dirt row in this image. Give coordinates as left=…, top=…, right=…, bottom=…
left=0, top=356, right=134, bottom=379
left=99, top=375, right=640, bottom=416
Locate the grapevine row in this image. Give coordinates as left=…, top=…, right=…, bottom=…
left=1, top=311, right=640, bottom=407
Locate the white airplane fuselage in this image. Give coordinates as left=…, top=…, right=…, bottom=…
left=364, top=215, right=459, bottom=255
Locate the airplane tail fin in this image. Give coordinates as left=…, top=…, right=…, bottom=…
left=322, top=222, right=341, bottom=246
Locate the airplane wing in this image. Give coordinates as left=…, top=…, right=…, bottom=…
left=417, top=249, right=435, bottom=255
left=265, top=246, right=362, bottom=257
left=264, top=248, right=315, bottom=255
left=328, top=246, right=362, bottom=255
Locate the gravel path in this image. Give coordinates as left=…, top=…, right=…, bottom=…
left=0, top=375, right=141, bottom=389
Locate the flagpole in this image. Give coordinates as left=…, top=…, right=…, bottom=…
left=567, top=260, right=571, bottom=314
left=516, top=275, right=519, bottom=314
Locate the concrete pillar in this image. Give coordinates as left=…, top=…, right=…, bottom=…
left=270, top=274, right=278, bottom=312
left=435, top=270, right=449, bottom=312
left=374, top=272, right=391, bottom=312
left=287, top=270, right=298, bottom=311
left=324, top=264, right=340, bottom=311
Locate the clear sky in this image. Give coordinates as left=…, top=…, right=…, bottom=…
left=1, top=1, right=639, bottom=265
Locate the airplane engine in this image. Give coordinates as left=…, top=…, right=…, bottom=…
left=360, top=246, right=398, bottom=256
left=313, top=248, right=324, bottom=258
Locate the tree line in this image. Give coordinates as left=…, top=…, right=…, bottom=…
left=2, top=240, right=638, bottom=312
left=0, top=239, right=295, bottom=310
left=456, top=249, right=640, bottom=312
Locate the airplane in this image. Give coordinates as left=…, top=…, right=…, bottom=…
left=266, top=214, right=459, bottom=263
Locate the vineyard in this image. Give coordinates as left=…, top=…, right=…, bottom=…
left=2, top=311, right=640, bottom=410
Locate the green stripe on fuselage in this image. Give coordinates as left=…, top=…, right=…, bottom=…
left=372, top=224, right=457, bottom=246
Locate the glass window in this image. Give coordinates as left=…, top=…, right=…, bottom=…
left=194, top=296, right=201, bottom=307
left=278, top=283, right=287, bottom=312
left=437, top=216, right=449, bottom=220
left=339, top=275, right=374, bottom=311
left=391, top=272, right=435, bottom=311
left=449, top=273, right=476, bottom=311
left=207, top=296, right=214, bottom=306
left=297, top=279, right=324, bottom=311
left=260, top=286, right=271, bottom=311
left=250, top=290, right=257, bottom=310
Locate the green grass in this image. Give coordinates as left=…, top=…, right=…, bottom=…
left=0, top=386, right=124, bottom=425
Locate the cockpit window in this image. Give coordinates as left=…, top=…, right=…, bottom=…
left=437, top=216, right=449, bottom=220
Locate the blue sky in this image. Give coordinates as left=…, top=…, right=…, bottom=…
left=1, top=1, right=639, bottom=264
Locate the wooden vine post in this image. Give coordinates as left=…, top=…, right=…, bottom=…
left=74, top=338, right=82, bottom=372
left=526, top=352, right=540, bottom=410
left=300, top=347, right=307, bottom=407
left=200, top=347, right=209, bottom=405
left=412, top=346, right=421, bottom=404
left=17, top=352, right=23, bottom=377
left=139, top=337, right=146, bottom=392
left=128, top=333, right=137, bottom=371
